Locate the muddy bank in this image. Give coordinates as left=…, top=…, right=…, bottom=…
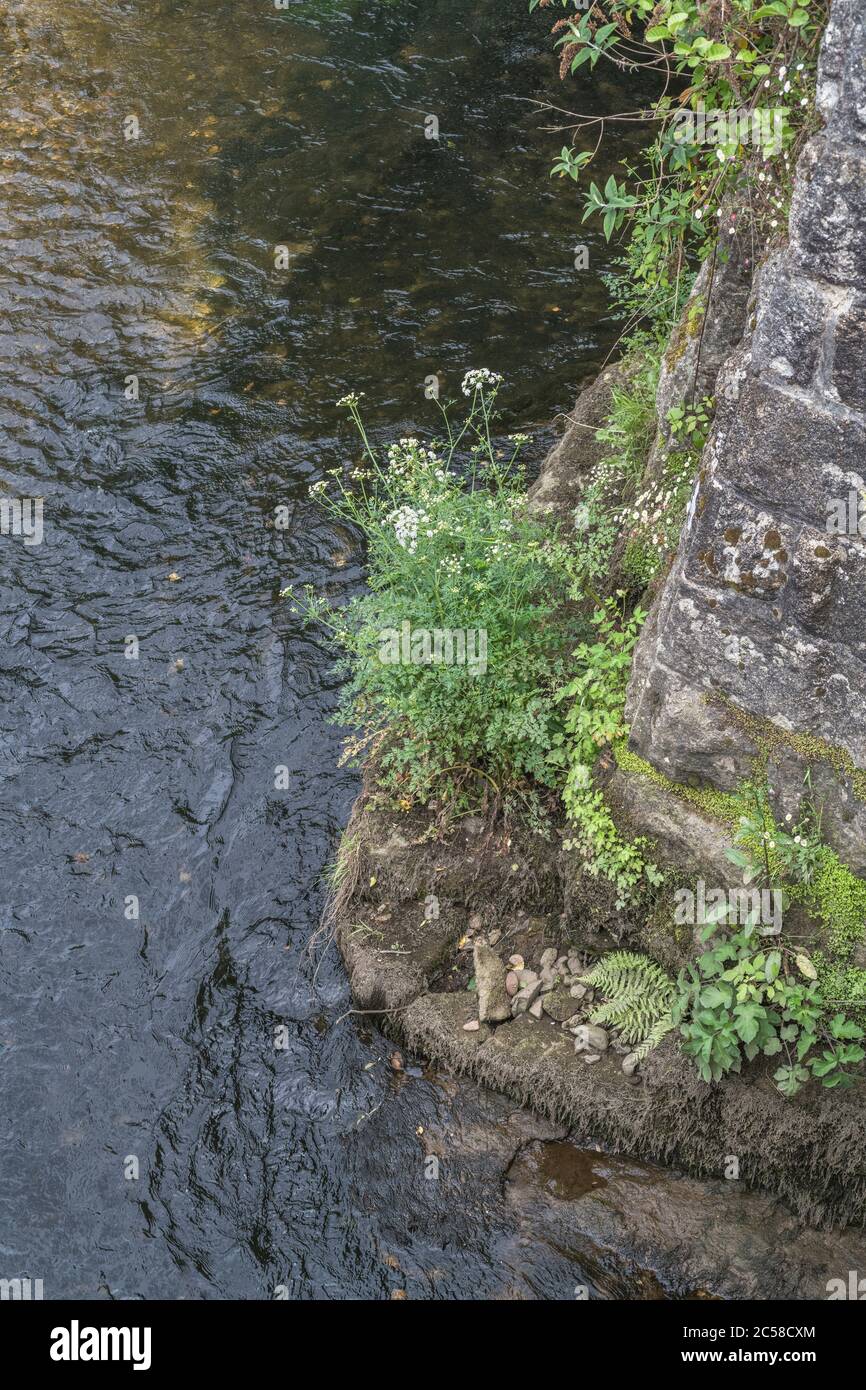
left=332, top=788, right=866, bottom=1240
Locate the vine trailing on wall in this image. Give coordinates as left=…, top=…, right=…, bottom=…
left=536, top=0, right=827, bottom=330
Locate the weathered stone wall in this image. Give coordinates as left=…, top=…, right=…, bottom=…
left=625, top=0, right=866, bottom=873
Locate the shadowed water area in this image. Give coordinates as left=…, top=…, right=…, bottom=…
left=0, top=0, right=843, bottom=1301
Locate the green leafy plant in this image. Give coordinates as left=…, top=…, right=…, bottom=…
left=673, top=920, right=865, bottom=1094
left=726, top=784, right=823, bottom=889
left=570, top=355, right=709, bottom=598
left=551, top=598, right=663, bottom=905
left=284, top=374, right=585, bottom=820
left=721, top=779, right=866, bottom=1016
left=537, top=0, right=827, bottom=329
left=583, top=950, right=675, bottom=1058
left=569, top=343, right=662, bottom=595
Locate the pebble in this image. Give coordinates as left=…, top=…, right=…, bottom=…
left=529, top=998, right=544, bottom=1020
left=573, top=1024, right=609, bottom=1054
left=488, top=928, right=502, bottom=946
left=463, top=1019, right=481, bottom=1032
left=512, top=979, right=542, bottom=1014
left=583, top=1053, right=602, bottom=1065
left=508, top=954, right=525, bottom=970
left=622, top=1051, right=640, bottom=1076
left=542, top=988, right=579, bottom=1023
left=540, top=947, right=558, bottom=969
left=569, top=983, right=587, bottom=1000
left=505, top=970, right=519, bottom=997
left=568, top=954, right=582, bottom=974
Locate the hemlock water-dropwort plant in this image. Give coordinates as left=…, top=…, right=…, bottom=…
left=283, top=372, right=588, bottom=822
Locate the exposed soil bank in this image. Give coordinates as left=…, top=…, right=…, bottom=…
left=333, top=788, right=866, bottom=1246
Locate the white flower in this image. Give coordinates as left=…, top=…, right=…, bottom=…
left=387, top=504, right=426, bottom=553
left=336, top=391, right=364, bottom=408
left=461, top=368, right=503, bottom=397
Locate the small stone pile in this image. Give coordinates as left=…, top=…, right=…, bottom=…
left=469, top=941, right=638, bottom=1072
left=506, top=947, right=591, bottom=1021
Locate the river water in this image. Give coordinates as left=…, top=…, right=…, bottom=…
left=0, top=0, right=731, bottom=1301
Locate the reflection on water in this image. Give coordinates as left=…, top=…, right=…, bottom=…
left=0, top=0, right=656, bottom=1298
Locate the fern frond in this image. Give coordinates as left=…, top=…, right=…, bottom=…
left=631, top=1013, right=675, bottom=1063
left=584, top=950, right=675, bottom=1056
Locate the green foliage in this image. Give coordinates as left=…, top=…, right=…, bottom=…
left=286, top=376, right=585, bottom=816
left=570, top=345, right=661, bottom=595
left=807, top=850, right=866, bottom=957
left=812, top=957, right=866, bottom=1026
left=620, top=439, right=707, bottom=586
left=551, top=599, right=663, bottom=905
left=621, top=537, right=661, bottom=589
left=540, top=0, right=826, bottom=329
left=583, top=950, right=675, bottom=1054
left=672, top=778, right=866, bottom=1092
left=554, top=598, right=644, bottom=768
left=594, top=354, right=661, bottom=488
left=571, top=359, right=709, bottom=597
left=724, top=781, right=866, bottom=961
left=674, top=921, right=865, bottom=1094
left=667, top=396, right=713, bottom=452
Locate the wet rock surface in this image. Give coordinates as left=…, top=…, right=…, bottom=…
left=527, top=362, right=639, bottom=528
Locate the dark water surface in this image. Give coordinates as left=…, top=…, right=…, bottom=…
left=0, top=0, right=655, bottom=1299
